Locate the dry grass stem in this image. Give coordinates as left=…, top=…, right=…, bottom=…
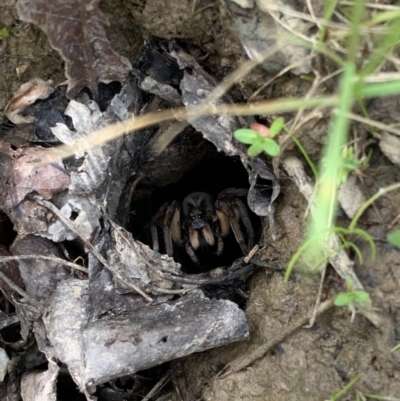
left=249, top=54, right=315, bottom=101
left=346, top=112, right=400, bottom=137
left=0, top=255, right=88, bottom=274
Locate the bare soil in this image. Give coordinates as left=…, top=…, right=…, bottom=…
left=1, top=0, right=400, bottom=400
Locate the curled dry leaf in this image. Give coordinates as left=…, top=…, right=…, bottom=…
left=16, top=0, right=131, bottom=99
left=4, top=78, right=54, bottom=125
left=379, top=132, right=400, bottom=166
left=338, top=175, right=367, bottom=219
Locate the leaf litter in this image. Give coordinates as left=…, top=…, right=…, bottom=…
left=0, top=2, right=281, bottom=400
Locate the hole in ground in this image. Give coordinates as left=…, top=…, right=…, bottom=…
left=129, top=150, right=261, bottom=273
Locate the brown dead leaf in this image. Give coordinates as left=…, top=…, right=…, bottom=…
left=16, top=0, right=131, bottom=99
left=2, top=145, right=70, bottom=210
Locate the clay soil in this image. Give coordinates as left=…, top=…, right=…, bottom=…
left=1, top=0, right=400, bottom=400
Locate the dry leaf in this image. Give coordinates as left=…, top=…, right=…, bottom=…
left=17, top=0, right=131, bottom=99
left=2, top=146, right=70, bottom=210
left=379, top=132, right=400, bottom=166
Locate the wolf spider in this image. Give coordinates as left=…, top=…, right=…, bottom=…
left=150, top=189, right=255, bottom=265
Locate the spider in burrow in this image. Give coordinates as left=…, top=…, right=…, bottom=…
left=150, top=188, right=256, bottom=267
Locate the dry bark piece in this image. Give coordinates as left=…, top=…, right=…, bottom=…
left=16, top=0, right=131, bottom=100
left=44, top=279, right=248, bottom=390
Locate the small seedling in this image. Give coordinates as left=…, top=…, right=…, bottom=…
left=234, top=117, right=283, bottom=157
left=337, top=145, right=372, bottom=184
left=387, top=230, right=400, bottom=249
left=0, top=27, right=9, bottom=39
left=334, top=278, right=370, bottom=322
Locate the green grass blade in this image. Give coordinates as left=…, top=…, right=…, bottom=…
left=305, top=63, right=356, bottom=261
left=329, top=374, right=361, bottom=401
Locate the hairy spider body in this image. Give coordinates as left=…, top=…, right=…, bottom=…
left=183, top=192, right=218, bottom=251
left=151, top=189, right=254, bottom=266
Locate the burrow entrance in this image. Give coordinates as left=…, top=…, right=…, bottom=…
left=129, top=133, right=262, bottom=273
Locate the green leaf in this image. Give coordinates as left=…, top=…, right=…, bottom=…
left=353, top=291, right=370, bottom=303
left=261, top=138, right=280, bottom=157
left=0, top=27, right=9, bottom=39
left=388, top=230, right=400, bottom=248
left=234, top=129, right=259, bottom=144
left=247, top=144, right=263, bottom=157
left=334, top=290, right=370, bottom=307
left=269, top=117, right=284, bottom=137
left=334, top=293, right=352, bottom=306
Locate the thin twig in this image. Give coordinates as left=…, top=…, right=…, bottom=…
left=0, top=255, right=88, bottom=274
left=339, top=1, right=400, bottom=11
left=248, top=55, right=314, bottom=101
left=244, top=244, right=260, bottom=264
left=346, top=112, right=400, bottom=137
left=0, top=270, right=37, bottom=304
left=218, top=298, right=334, bottom=378
left=145, top=261, right=260, bottom=286
left=150, top=286, right=189, bottom=295
left=306, top=261, right=328, bottom=328
left=142, top=368, right=175, bottom=401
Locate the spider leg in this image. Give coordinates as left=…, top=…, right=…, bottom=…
left=163, top=201, right=181, bottom=257
left=215, top=232, right=224, bottom=256
left=151, top=202, right=169, bottom=252
left=216, top=199, right=248, bottom=254
left=185, top=241, right=200, bottom=265
left=232, top=198, right=255, bottom=250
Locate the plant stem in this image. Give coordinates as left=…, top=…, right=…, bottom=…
left=349, top=183, right=400, bottom=230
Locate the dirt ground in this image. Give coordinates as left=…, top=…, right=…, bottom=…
left=1, top=0, right=400, bottom=400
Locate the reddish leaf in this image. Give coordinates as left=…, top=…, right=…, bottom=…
left=17, top=0, right=131, bottom=99
left=2, top=145, right=70, bottom=210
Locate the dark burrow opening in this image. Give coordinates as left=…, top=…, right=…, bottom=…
left=129, top=136, right=262, bottom=274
